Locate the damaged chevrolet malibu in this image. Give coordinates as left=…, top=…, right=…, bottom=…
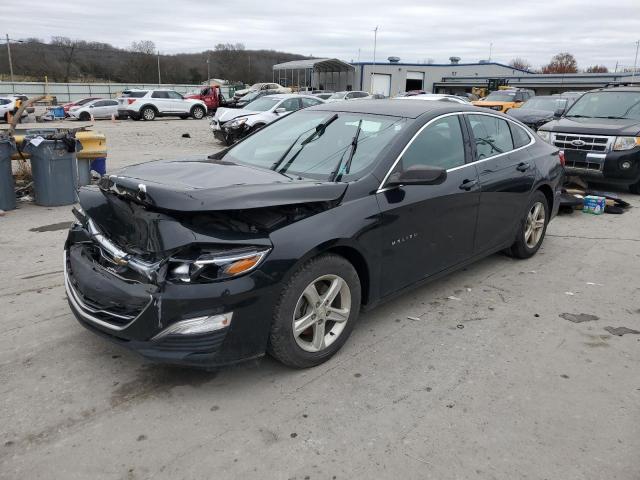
left=65, top=100, right=564, bottom=368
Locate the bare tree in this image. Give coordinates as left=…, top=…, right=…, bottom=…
left=585, top=65, right=608, bottom=73
left=51, top=36, right=79, bottom=82
left=509, top=57, right=532, bottom=71
left=542, top=53, right=578, bottom=74
left=130, top=40, right=156, bottom=55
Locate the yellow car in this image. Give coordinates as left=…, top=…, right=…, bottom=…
left=472, top=89, right=534, bottom=113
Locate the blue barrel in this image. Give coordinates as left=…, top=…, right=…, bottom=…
left=0, top=135, right=17, bottom=211
left=52, top=106, right=65, bottom=119
left=90, top=157, right=107, bottom=176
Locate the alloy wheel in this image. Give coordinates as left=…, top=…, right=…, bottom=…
left=524, top=201, right=546, bottom=248
left=292, top=274, right=351, bottom=353
left=142, top=108, right=155, bottom=120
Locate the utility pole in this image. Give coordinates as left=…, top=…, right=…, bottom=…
left=632, top=40, right=639, bottom=81
left=157, top=50, right=161, bottom=84
left=6, top=34, right=14, bottom=82
left=370, top=26, right=379, bottom=94
left=206, top=55, right=210, bottom=82
left=488, top=42, right=493, bottom=62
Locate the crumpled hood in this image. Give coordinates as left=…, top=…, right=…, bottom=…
left=540, top=117, right=640, bottom=136
left=508, top=108, right=555, bottom=124
left=98, top=158, right=348, bottom=212
left=214, top=107, right=261, bottom=123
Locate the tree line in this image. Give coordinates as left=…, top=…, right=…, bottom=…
left=0, top=38, right=306, bottom=84
left=508, top=53, right=615, bottom=74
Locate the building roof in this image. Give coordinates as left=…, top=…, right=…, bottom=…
left=273, top=58, right=355, bottom=72
left=351, top=61, right=533, bottom=74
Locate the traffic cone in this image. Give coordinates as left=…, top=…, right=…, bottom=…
left=111, top=113, right=116, bottom=123
left=90, top=113, right=94, bottom=122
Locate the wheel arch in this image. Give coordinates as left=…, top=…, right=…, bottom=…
left=536, top=183, right=554, bottom=212
left=140, top=104, right=158, bottom=113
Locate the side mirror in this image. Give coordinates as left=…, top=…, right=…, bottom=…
left=274, top=108, right=286, bottom=114
left=386, top=165, right=447, bottom=187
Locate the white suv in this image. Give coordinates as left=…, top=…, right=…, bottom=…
left=117, top=89, right=207, bottom=121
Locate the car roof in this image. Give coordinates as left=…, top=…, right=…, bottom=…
left=270, top=93, right=317, bottom=100
left=308, top=98, right=481, bottom=118
left=595, top=86, right=640, bottom=93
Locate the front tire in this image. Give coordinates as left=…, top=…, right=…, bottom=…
left=509, top=191, right=549, bottom=259
left=191, top=105, right=206, bottom=119
left=141, top=107, right=156, bottom=121
left=79, top=112, right=90, bottom=121
left=268, top=254, right=361, bottom=368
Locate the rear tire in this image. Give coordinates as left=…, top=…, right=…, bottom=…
left=508, top=191, right=549, bottom=259
left=268, top=254, right=361, bottom=368
left=141, top=107, right=156, bottom=121
left=191, top=105, right=206, bottom=119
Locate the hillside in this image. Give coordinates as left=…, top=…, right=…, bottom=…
left=0, top=38, right=308, bottom=84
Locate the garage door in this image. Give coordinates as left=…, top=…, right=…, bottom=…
left=371, top=74, right=392, bottom=97
left=406, top=71, right=424, bottom=91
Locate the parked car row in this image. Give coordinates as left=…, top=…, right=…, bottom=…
left=0, top=94, right=33, bottom=122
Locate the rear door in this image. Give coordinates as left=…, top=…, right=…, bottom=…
left=376, top=113, right=480, bottom=296
left=151, top=91, right=172, bottom=113
left=465, top=113, right=536, bottom=254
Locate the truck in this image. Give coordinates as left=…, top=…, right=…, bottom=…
left=184, top=85, right=226, bottom=113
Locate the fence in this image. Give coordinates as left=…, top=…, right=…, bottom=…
left=0, top=81, right=239, bottom=103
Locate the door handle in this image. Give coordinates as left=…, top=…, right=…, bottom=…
left=516, top=162, right=531, bottom=172
left=459, top=179, right=478, bottom=191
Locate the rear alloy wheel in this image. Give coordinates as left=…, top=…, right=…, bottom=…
left=191, top=105, right=206, bottom=119
left=141, top=107, right=156, bottom=121
left=509, top=191, right=548, bottom=259
left=268, top=254, right=361, bottom=368
left=79, top=111, right=90, bottom=121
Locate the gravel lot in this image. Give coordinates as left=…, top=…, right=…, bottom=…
left=1, top=118, right=639, bottom=479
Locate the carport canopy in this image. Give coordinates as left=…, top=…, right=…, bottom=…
left=272, top=58, right=355, bottom=90
left=273, top=58, right=354, bottom=73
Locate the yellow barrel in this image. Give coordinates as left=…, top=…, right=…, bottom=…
left=11, top=130, right=107, bottom=161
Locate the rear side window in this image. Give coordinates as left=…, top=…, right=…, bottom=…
left=167, top=91, right=183, bottom=99
left=122, top=91, right=147, bottom=98
left=468, top=114, right=514, bottom=160
left=401, top=115, right=466, bottom=170
left=509, top=122, right=532, bottom=148
left=152, top=91, right=169, bottom=99
left=301, top=97, right=322, bottom=108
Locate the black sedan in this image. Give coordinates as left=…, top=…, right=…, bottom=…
left=65, top=100, right=564, bottom=368
left=507, top=95, right=575, bottom=130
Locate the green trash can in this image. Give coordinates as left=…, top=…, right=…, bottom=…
left=0, top=134, right=17, bottom=211
left=21, top=134, right=82, bottom=207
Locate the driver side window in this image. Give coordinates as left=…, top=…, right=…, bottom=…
left=400, top=116, right=466, bottom=170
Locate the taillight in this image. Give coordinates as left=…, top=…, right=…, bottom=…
left=127, top=98, right=137, bottom=105
left=558, top=150, right=565, bottom=167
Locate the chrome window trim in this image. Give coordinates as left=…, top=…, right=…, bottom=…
left=376, top=111, right=536, bottom=193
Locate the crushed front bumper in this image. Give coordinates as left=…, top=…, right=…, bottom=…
left=64, top=224, right=278, bottom=368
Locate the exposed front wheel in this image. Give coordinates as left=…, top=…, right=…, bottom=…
left=141, top=107, right=156, bottom=121
left=509, top=191, right=549, bottom=259
left=191, top=105, right=206, bottom=119
left=79, top=112, right=91, bottom=121
left=268, top=254, right=361, bottom=368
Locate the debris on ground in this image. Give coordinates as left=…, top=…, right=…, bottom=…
left=604, top=326, right=640, bottom=336
left=560, top=313, right=599, bottom=323
left=0, top=209, right=5, bottom=216
left=407, top=316, right=420, bottom=321
left=182, top=133, right=191, bottom=138
left=447, top=296, right=461, bottom=301
left=564, top=291, right=575, bottom=296
left=559, top=181, right=632, bottom=215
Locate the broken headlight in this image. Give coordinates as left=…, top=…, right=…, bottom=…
left=225, top=117, right=248, bottom=129
left=167, top=246, right=271, bottom=283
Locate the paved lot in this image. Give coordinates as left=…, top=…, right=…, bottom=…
left=1, top=119, right=639, bottom=479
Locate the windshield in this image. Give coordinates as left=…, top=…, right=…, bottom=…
left=328, top=92, right=346, bottom=100
left=483, top=91, right=517, bottom=102
left=0, top=99, right=11, bottom=105
left=224, top=110, right=408, bottom=181
left=565, top=91, right=640, bottom=120
left=241, top=91, right=260, bottom=102
left=521, top=97, right=567, bottom=111
left=244, top=97, right=279, bottom=111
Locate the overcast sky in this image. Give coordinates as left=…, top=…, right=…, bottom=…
left=5, top=0, right=640, bottom=70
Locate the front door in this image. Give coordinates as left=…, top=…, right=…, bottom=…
left=376, top=114, right=481, bottom=297
left=465, top=113, right=537, bottom=254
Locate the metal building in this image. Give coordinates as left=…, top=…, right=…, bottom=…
left=272, top=58, right=355, bottom=91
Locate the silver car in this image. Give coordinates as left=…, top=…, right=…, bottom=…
left=324, top=91, right=372, bottom=103
left=69, top=99, right=119, bottom=121
left=210, top=94, right=324, bottom=144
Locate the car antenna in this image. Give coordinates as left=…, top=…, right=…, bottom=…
left=331, top=119, right=363, bottom=182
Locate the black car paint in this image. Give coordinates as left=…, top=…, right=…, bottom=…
left=65, top=100, right=563, bottom=367
left=508, top=108, right=558, bottom=130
